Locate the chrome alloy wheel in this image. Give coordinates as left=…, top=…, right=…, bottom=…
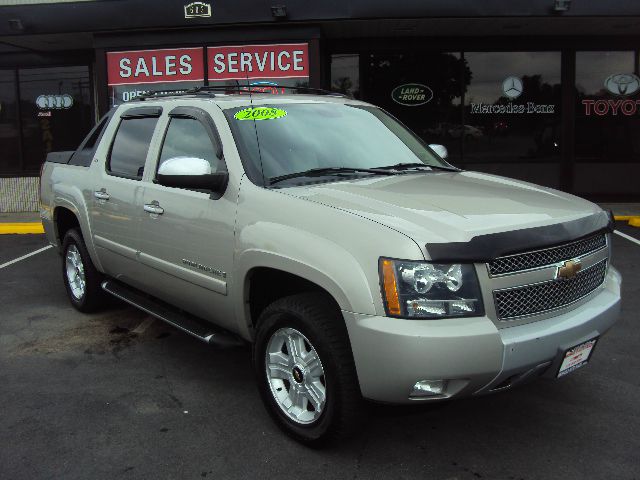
left=265, top=327, right=327, bottom=424
left=65, top=244, right=86, bottom=300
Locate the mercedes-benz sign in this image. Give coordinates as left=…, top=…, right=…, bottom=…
left=502, top=76, right=523, bottom=99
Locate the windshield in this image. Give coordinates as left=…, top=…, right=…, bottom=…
left=224, top=103, right=451, bottom=186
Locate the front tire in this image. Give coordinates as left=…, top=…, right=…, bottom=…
left=253, top=293, right=363, bottom=446
left=61, top=228, right=106, bottom=313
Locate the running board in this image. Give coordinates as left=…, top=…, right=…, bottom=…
left=101, top=279, right=243, bottom=348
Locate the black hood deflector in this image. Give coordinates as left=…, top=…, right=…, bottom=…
left=426, top=210, right=613, bottom=263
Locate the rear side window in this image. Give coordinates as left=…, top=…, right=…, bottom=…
left=83, top=117, right=107, bottom=151
left=158, top=117, right=221, bottom=173
left=68, top=115, right=110, bottom=167
left=108, top=116, right=158, bottom=179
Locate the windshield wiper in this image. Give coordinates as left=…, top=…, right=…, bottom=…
left=269, top=167, right=393, bottom=185
left=376, top=162, right=459, bottom=172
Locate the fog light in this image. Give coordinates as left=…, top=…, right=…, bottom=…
left=410, top=379, right=448, bottom=398
left=450, top=300, right=475, bottom=315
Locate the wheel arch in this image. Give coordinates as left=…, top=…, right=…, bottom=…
left=53, top=205, right=81, bottom=247
left=52, top=201, right=104, bottom=272
left=234, top=251, right=374, bottom=340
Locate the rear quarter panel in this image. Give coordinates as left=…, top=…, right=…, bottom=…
left=40, top=160, right=106, bottom=272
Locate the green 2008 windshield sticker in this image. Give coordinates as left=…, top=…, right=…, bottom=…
left=234, top=107, right=287, bottom=121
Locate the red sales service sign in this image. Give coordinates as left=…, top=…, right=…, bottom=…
left=107, top=47, right=205, bottom=86
left=208, top=43, right=309, bottom=81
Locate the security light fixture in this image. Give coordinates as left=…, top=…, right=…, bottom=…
left=554, top=0, right=571, bottom=12
left=271, top=5, right=287, bottom=19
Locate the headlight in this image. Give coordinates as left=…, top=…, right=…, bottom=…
left=379, top=258, right=484, bottom=319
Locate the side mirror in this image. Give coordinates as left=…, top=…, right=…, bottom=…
left=157, top=157, right=228, bottom=197
left=428, top=144, right=448, bottom=160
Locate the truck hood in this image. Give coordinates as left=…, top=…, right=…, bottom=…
left=282, top=171, right=603, bottom=245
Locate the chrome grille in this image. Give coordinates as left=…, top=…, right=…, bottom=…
left=488, top=233, right=607, bottom=276
left=494, top=259, right=607, bottom=320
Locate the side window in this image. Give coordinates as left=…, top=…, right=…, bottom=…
left=83, top=117, right=108, bottom=151
left=108, top=116, right=158, bottom=179
left=68, top=115, right=110, bottom=167
left=158, top=117, right=220, bottom=173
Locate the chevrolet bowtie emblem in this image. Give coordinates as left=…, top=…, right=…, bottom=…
left=556, top=259, right=582, bottom=280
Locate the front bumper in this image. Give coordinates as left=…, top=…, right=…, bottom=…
left=344, top=267, right=621, bottom=404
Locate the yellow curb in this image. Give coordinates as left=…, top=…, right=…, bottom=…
left=3, top=217, right=638, bottom=233
left=0, top=222, right=45, bottom=234
left=614, top=215, right=640, bottom=228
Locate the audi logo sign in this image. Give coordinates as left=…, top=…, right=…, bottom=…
left=36, top=94, right=74, bottom=110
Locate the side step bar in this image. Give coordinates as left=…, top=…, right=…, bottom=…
left=101, top=279, right=243, bottom=348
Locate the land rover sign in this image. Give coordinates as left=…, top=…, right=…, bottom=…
left=391, top=83, right=433, bottom=106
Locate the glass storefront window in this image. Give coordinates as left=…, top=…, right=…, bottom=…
left=462, top=52, right=562, bottom=188
left=0, top=70, right=20, bottom=174
left=18, top=66, right=92, bottom=173
left=363, top=52, right=465, bottom=163
left=574, top=51, right=639, bottom=197
left=576, top=51, right=638, bottom=163
left=331, top=54, right=360, bottom=98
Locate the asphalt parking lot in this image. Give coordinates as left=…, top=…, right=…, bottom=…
left=1, top=226, right=639, bottom=480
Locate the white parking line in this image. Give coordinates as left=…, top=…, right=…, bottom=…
left=0, top=245, right=54, bottom=270
left=132, top=316, right=156, bottom=334
left=614, top=230, right=640, bottom=246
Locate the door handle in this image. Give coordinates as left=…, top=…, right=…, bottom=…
left=143, top=203, right=164, bottom=215
left=94, top=190, right=110, bottom=200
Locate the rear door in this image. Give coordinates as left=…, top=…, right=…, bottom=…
left=90, top=106, right=162, bottom=287
left=135, top=105, right=237, bottom=331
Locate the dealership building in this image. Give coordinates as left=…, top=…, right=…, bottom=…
left=1, top=0, right=639, bottom=212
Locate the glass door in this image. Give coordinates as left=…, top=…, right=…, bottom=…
left=18, top=66, right=92, bottom=174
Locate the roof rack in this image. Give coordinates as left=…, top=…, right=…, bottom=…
left=133, top=85, right=349, bottom=102
left=132, top=89, right=197, bottom=101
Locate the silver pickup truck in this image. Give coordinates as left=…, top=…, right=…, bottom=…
left=40, top=88, right=621, bottom=445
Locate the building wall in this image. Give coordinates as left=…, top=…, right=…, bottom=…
left=0, top=177, right=39, bottom=212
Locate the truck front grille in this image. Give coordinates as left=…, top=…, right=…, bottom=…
left=487, top=233, right=607, bottom=276
left=493, top=259, right=607, bottom=320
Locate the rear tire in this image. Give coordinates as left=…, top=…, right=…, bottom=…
left=253, top=293, right=363, bottom=446
left=61, top=228, right=106, bottom=313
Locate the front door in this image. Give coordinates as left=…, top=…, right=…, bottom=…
left=135, top=110, right=237, bottom=331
